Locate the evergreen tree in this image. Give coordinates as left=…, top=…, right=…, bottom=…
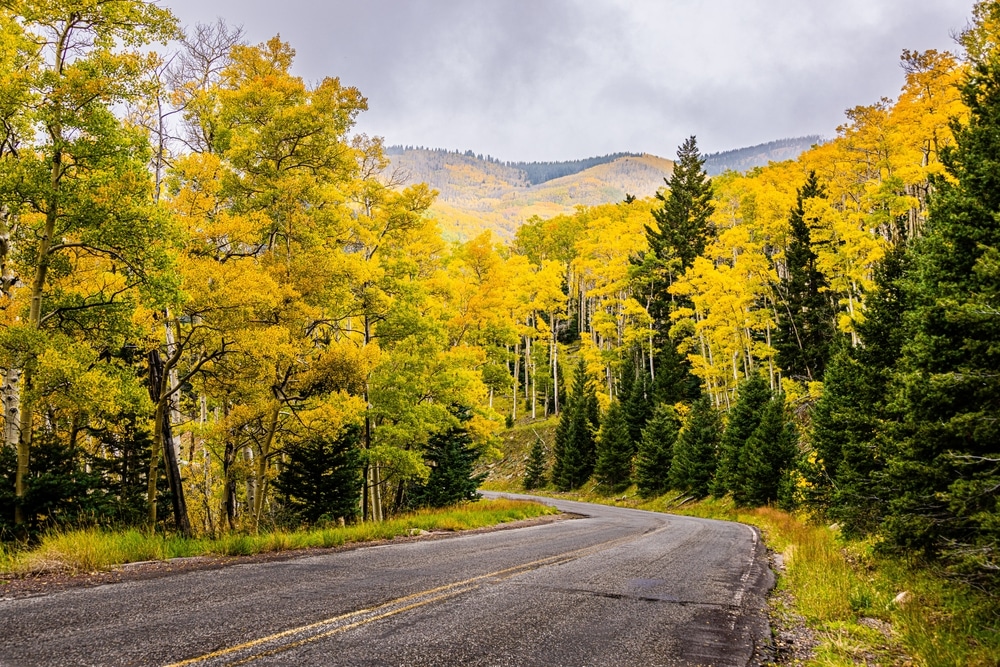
left=523, top=437, right=548, bottom=490
left=712, top=374, right=772, bottom=497
left=273, top=425, right=364, bottom=524
left=551, top=403, right=572, bottom=490
left=621, top=351, right=653, bottom=447
left=634, top=403, right=681, bottom=497
left=884, top=24, right=1000, bottom=577
left=669, top=397, right=722, bottom=497
left=650, top=341, right=702, bottom=406
left=735, top=397, right=798, bottom=507
left=552, top=359, right=598, bottom=490
left=647, top=136, right=715, bottom=276
left=594, top=401, right=634, bottom=492
left=804, top=243, right=908, bottom=536
left=773, top=172, right=839, bottom=381
left=408, top=414, right=487, bottom=508
left=642, top=136, right=715, bottom=337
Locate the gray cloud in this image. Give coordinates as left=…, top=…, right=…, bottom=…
left=163, top=0, right=971, bottom=160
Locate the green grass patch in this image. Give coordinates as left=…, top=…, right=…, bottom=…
left=0, top=498, right=556, bottom=577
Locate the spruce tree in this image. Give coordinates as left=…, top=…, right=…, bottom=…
left=805, top=244, right=908, bottom=536
left=523, top=437, right=548, bottom=490
left=594, top=401, right=634, bottom=492
left=274, top=426, right=363, bottom=524
left=651, top=341, right=701, bottom=406
left=735, top=397, right=798, bottom=507
left=634, top=403, right=681, bottom=497
left=647, top=136, right=715, bottom=276
left=884, top=23, right=1000, bottom=576
left=552, top=359, right=598, bottom=490
left=621, top=352, right=653, bottom=447
left=642, top=136, right=715, bottom=338
left=409, top=414, right=487, bottom=508
left=669, top=397, right=721, bottom=497
left=711, top=373, right=772, bottom=497
left=551, top=403, right=572, bottom=491
left=773, top=171, right=839, bottom=382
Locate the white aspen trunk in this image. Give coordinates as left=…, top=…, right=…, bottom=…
left=551, top=317, right=560, bottom=415
left=2, top=368, right=19, bottom=451
left=0, top=207, right=20, bottom=451
left=512, top=342, right=519, bottom=422
left=524, top=330, right=531, bottom=405
left=766, top=322, right=775, bottom=390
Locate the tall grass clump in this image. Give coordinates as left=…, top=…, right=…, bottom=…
left=0, top=498, right=556, bottom=577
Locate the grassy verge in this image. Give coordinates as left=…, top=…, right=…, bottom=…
left=0, top=498, right=557, bottom=577
left=495, top=480, right=1000, bottom=667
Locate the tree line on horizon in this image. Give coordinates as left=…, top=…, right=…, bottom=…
left=0, top=0, right=996, bottom=589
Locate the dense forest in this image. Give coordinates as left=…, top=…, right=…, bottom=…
left=0, top=0, right=997, bottom=589
left=701, top=136, right=822, bottom=175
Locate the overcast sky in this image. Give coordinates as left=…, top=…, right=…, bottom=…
left=161, top=0, right=972, bottom=162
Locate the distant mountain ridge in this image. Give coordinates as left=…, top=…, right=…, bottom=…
left=702, top=136, right=822, bottom=175
left=386, top=137, right=817, bottom=240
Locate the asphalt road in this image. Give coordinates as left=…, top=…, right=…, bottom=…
left=0, top=494, right=774, bottom=666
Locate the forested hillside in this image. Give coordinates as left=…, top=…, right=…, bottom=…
left=388, top=139, right=821, bottom=240
left=0, top=0, right=997, bottom=598
left=388, top=148, right=674, bottom=239
left=702, top=136, right=822, bottom=175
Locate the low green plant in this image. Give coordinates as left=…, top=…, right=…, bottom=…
left=0, top=499, right=556, bottom=577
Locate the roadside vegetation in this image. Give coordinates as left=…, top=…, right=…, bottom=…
left=0, top=498, right=555, bottom=577
left=483, top=464, right=1000, bottom=666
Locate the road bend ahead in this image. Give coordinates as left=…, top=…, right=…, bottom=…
left=0, top=494, right=774, bottom=666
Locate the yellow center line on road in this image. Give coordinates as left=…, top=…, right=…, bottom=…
left=164, top=531, right=645, bottom=667
left=223, top=587, right=477, bottom=667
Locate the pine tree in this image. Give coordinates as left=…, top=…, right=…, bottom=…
left=409, top=416, right=487, bottom=508
left=712, top=374, right=772, bottom=497
left=621, top=351, right=653, bottom=447
left=884, top=20, right=1000, bottom=577
left=735, top=397, right=798, bottom=507
left=804, top=244, right=908, bottom=536
left=552, top=359, right=598, bottom=490
left=594, top=401, right=634, bottom=492
left=647, top=136, right=715, bottom=276
left=774, top=171, right=839, bottom=382
left=634, top=403, right=681, bottom=498
left=642, top=136, right=715, bottom=338
left=669, top=397, right=721, bottom=497
left=651, top=341, right=702, bottom=406
left=274, top=426, right=363, bottom=524
left=523, top=437, right=548, bottom=490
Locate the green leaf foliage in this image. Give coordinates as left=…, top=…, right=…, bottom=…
left=883, top=42, right=1000, bottom=578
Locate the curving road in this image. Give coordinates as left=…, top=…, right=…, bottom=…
left=0, top=494, right=773, bottom=666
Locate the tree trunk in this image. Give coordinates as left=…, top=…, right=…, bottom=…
left=222, top=402, right=237, bottom=530
left=0, top=207, right=20, bottom=454
left=147, top=349, right=192, bottom=536
left=252, top=402, right=281, bottom=532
